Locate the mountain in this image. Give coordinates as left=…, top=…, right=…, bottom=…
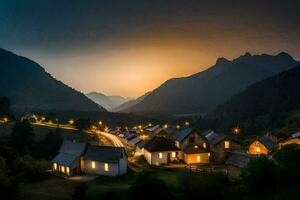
left=85, top=92, right=132, bottom=111
left=205, top=65, right=300, bottom=134
left=123, top=52, right=299, bottom=116
left=0, top=48, right=105, bottom=113
left=112, top=91, right=151, bottom=112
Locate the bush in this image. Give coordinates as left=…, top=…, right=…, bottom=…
left=73, top=183, right=88, bottom=200
left=12, top=156, right=47, bottom=182
left=240, top=155, right=279, bottom=194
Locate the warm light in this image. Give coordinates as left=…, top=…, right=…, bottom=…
left=233, top=127, right=240, bottom=134
left=256, top=147, right=261, bottom=152
left=92, top=161, right=96, bottom=169
left=176, top=125, right=180, bottom=129
left=41, top=116, right=46, bottom=121
left=197, top=155, right=201, bottom=162
left=185, top=121, right=190, bottom=126
left=163, top=124, right=168, bottom=129
left=99, top=121, right=102, bottom=125
left=61, top=166, right=65, bottom=173
left=53, top=163, right=57, bottom=170
left=66, top=167, right=70, bottom=175
left=148, top=123, right=152, bottom=127
left=3, top=117, right=8, bottom=122
left=172, top=152, right=176, bottom=158
left=138, top=125, right=142, bottom=130
left=104, top=163, right=109, bottom=172
left=203, top=142, right=207, bottom=149
left=225, top=141, right=230, bottom=149
left=159, top=153, right=163, bottom=159
left=68, top=119, right=74, bottom=125
left=208, top=153, right=211, bottom=157
left=194, top=145, right=199, bottom=149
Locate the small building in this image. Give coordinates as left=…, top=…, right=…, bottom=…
left=143, top=136, right=182, bottom=165
left=52, top=141, right=87, bottom=176
left=183, top=144, right=210, bottom=165
left=205, top=133, right=242, bottom=163
left=135, top=140, right=146, bottom=156
left=248, top=135, right=277, bottom=155
left=172, top=127, right=208, bottom=150
left=127, top=136, right=142, bottom=148
left=279, top=132, right=300, bottom=149
left=83, top=145, right=127, bottom=177
left=226, top=152, right=250, bottom=179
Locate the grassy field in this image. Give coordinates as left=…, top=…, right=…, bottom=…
left=17, top=167, right=187, bottom=200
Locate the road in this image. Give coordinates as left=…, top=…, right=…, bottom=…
left=31, top=122, right=124, bottom=147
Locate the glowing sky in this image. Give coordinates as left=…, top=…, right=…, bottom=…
left=0, top=0, right=300, bottom=97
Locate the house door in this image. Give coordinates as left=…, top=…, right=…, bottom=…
left=167, top=153, right=171, bottom=163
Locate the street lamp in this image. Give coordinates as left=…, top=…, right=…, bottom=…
left=185, top=121, right=190, bottom=126
left=99, top=121, right=102, bottom=125
left=69, top=119, right=74, bottom=125
left=233, top=127, right=240, bottom=135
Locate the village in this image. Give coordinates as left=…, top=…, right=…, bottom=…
left=48, top=118, right=300, bottom=179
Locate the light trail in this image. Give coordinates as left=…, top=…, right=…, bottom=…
left=96, top=130, right=124, bottom=147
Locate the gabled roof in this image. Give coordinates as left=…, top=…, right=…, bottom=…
left=83, top=145, right=125, bottom=163
left=125, top=134, right=137, bottom=141
left=292, top=132, right=300, bottom=138
left=144, top=136, right=180, bottom=152
left=164, top=127, right=176, bottom=134
left=52, top=153, right=78, bottom=166
left=259, top=135, right=277, bottom=150
left=171, top=127, right=195, bottom=142
left=128, top=136, right=142, bottom=146
left=58, top=141, right=87, bottom=156
left=136, top=140, right=146, bottom=148
left=183, top=144, right=209, bottom=154
left=204, top=131, right=219, bottom=145
left=226, top=152, right=250, bottom=168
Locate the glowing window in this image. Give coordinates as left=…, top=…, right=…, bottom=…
left=61, top=166, right=65, bottom=173
left=53, top=163, right=57, bottom=170
left=197, top=155, right=201, bottom=162
left=92, top=161, right=96, bottom=169
left=66, top=167, right=70, bottom=175
left=159, top=153, right=163, bottom=159
left=104, top=163, right=109, bottom=172
left=172, top=152, right=176, bottom=158
left=203, top=142, right=207, bottom=149
left=256, top=147, right=261, bottom=152
left=208, top=153, right=211, bottom=157
left=224, top=141, right=230, bottom=149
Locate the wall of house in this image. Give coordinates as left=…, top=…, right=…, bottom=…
left=144, top=150, right=183, bottom=165
left=84, top=160, right=120, bottom=177
left=52, top=158, right=80, bottom=176
left=248, top=140, right=269, bottom=155
left=211, top=140, right=242, bottom=163
left=184, top=153, right=210, bottom=164
left=179, top=131, right=207, bottom=150
left=119, top=155, right=128, bottom=175
left=279, top=138, right=300, bottom=149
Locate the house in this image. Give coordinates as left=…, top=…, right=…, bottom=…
left=52, top=141, right=87, bottom=176
left=156, top=126, right=176, bottom=138
left=226, top=152, right=250, bottom=178
left=143, top=136, right=182, bottom=165
left=279, top=132, right=300, bottom=149
left=182, top=144, right=210, bottom=165
left=127, top=136, right=142, bottom=147
left=83, top=145, right=127, bottom=177
left=204, top=132, right=242, bottom=163
left=248, top=135, right=277, bottom=155
left=135, top=140, right=146, bottom=156
left=172, top=127, right=208, bottom=150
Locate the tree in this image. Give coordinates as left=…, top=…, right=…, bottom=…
left=10, top=120, right=35, bottom=155
left=240, top=155, right=279, bottom=194
left=0, top=97, right=10, bottom=117
left=129, top=171, right=171, bottom=200
left=72, top=183, right=88, bottom=200
left=74, top=118, right=91, bottom=131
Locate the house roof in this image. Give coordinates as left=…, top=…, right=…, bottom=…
left=171, top=127, right=195, bottom=142
left=226, top=152, right=250, bottom=168
left=58, top=141, right=87, bottom=156
left=201, top=129, right=215, bottom=137
left=52, top=153, right=78, bottom=166
left=128, top=136, right=142, bottom=146
left=125, top=134, right=137, bottom=141
left=183, top=144, right=209, bottom=154
left=292, top=132, right=300, bottom=138
left=143, top=136, right=180, bottom=152
left=146, top=125, right=161, bottom=132
left=259, top=136, right=277, bottom=150
left=83, top=145, right=125, bottom=163
left=136, top=140, right=146, bottom=148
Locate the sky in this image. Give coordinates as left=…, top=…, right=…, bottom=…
left=0, top=0, right=300, bottom=98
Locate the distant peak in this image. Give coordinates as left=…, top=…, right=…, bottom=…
left=216, top=57, right=230, bottom=65
left=277, top=52, right=295, bottom=61
left=244, top=52, right=252, bottom=57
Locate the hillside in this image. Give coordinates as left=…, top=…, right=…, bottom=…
left=205, top=65, right=300, bottom=134
left=0, top=48, right=105, bottom=113
left=122, top=52, right=298, bottom=116
left=112, top=91, right=151, bottom=112
left=86, top=92, right=132, bottom=111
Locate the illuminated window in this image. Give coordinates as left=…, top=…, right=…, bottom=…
left=159, top=153, right=163, bottom=159
left=53, top=163, right=57, bottom=170
left=208, top=153, right=210, bottom=157
left=61, top=166, right=65, bottom=173
left=175, top=141, right=180, bottom=148
left=203, top=142, right=207, bottom=149
left=224, top=141, right=230, bottom=149
left=66, top=167, right=70, bottom=175
left=172, top=152, right=176, bottom=158
left=104, top=163, right=109, bottom=172
left=256, top=147, right=261, bottom=152
left=92, top=161, right=96, bottom=169
left=197, top=155, right=201, bottom=162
